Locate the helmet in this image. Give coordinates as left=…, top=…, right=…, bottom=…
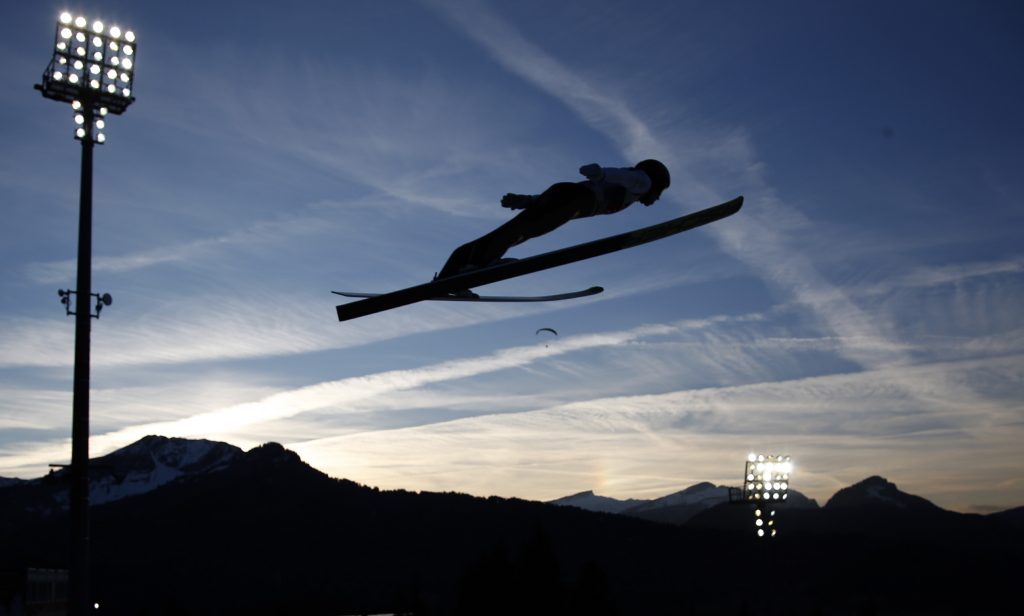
left=635, top=159, right=671, bottom=193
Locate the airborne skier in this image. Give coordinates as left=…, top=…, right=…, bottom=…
left=435, top=159, right=672, bottom=281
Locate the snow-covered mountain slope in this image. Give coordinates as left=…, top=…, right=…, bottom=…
left=548, top=490, right=645, bottom=514
left=0, top=435, right=242, bottom=514
left=551, top=481, right=820, bottom=525
left=624, top=482, right=730, bottom=513
left=86, top=435, right=242, bottom=504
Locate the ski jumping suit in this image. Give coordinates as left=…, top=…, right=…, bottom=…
left=436, top=164, right=654, bottom=280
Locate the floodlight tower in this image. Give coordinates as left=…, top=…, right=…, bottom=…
left=34, top=11, right=137, bottom=616
left=740, top=453, right=792, bottom=538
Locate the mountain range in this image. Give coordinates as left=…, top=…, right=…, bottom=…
left=549, top=480, right=819, bottom=526
left=1, top=436, right=1020, bottom=615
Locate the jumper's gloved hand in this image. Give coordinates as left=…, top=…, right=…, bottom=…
left=579, top=163, right=604, bottom=180
left=501, top=193, right=535, bottom=209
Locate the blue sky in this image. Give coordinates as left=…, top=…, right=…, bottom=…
left=2, top=1, right=1022, bottom=513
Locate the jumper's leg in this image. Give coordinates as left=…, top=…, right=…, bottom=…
left=436, top=183, right=594, bottom=280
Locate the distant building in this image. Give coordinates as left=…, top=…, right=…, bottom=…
left=0, top=568, right=68, bottom=616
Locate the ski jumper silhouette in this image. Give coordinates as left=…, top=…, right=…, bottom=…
left=436, top=159, right=671, bottom=281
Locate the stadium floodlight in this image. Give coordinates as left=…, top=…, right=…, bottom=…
left=34, top=12, right=138, bottom=616
left=753, top=506, right=777, bottom=538
left=36, top=11, right=137, bottom=142
left=741, top=453, right=792, bottom=538
left=742, top=453, right=792, bottom=503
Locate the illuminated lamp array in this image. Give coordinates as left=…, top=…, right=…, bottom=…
left=753, top=507, right=777, bottom=538
left=742, top=453, right=792, bottom=503
left=742, top=453, right=792, bottom=538
left=36, top=12, right=138, bottom=142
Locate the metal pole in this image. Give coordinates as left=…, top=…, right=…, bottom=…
left=69, top=103, right=94, bottom=616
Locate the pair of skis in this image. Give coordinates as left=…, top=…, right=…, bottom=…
left=333, top=196, right=743, bottom=322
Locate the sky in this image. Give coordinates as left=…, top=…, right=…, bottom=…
left=1, top=0, right=1022, bottom=514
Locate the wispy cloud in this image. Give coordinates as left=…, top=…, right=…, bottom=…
left=422, top=0, right=665, bottom=163
left=23, top=209, right=340, bottom=283
left=137, top=44, right=540, bottom=220
left=5, top=296, right=1021, bottom=511
left=6, top=3, right=1020, bottom=516
left=0, top=320, right=688, bottom=472
left=853, top=256, right=1024, bottom=296
left=423, top=0, right=909, bottom=372
left=394, top=1, right=1024, bottom=511
left=289, top=351, right=1024, bottom=508
left=0, top=243, right=743, bottom=370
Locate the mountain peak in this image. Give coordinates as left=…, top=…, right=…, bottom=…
left=549, top=489, right=644, bottom=514
left=84, top=436, right=243, bottom=505
left=679, top=481, right=718, bottom=495
left=246, top=442, right=302, bottom=466
left=825, top=476, right=940, bottom=511
left=862, top=475, right=893, bottom=486
left=623, top=482, right=730, bottom=516
left=110, top=435, right=242, bottom=470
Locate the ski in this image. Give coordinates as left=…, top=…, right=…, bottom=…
left=335, top=195, right=743, bottom=322
left=332, top=286, right=604, bottom=303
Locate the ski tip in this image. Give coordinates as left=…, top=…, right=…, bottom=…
left=332, top=290, right=379, bottom=298
left=710, top=195, right=743, bottom=218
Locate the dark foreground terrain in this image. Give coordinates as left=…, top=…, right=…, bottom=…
left=2, top=437, right=1020, bottom=615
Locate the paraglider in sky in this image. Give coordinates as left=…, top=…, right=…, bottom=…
left=536, top=327, right=557, bottom=347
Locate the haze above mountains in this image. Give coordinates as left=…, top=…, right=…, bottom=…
left=2, top=435, right=1018, bottom=521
